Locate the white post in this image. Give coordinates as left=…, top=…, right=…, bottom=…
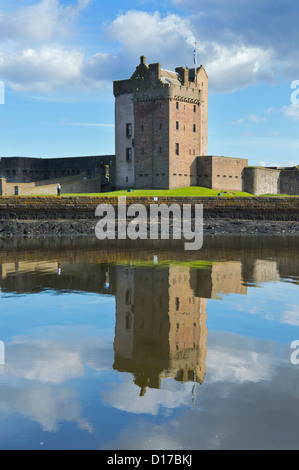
left=194, top=42, right=198, bottom=85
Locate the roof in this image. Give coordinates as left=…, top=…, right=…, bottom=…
left=160, top=69, right=181, bottom=86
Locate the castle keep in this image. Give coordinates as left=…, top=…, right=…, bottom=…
left=113, top=56, right=208, bottom=190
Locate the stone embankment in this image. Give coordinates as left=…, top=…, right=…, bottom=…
left=0, top=195, right=298, bottom=238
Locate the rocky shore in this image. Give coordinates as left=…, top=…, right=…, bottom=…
left=0, top=218, right=298, bottom=238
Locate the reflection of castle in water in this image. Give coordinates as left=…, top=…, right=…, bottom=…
left=0, top=238, right=298, bottom=394
left=113, top=265, right=208, bottom=395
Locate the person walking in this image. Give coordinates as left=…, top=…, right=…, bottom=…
left=57, top=183, right=61, bottom=196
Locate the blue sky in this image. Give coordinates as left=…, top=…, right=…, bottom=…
left=0, top=0, right=298, bottom=166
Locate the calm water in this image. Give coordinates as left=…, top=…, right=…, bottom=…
left=0, top=236, right=298, bottom=450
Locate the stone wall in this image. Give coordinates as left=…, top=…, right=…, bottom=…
left=169, top=99, right=199, bottom=189
left=0, top=175, right=103, bottom=196
left=0, top=195, right=298, bottom=221
left=134, top=99, right=170, bottom=189
left=115, top=94, right=135, bottom=189
left=211, top=156, right=248, bottom=191
left=197, top=156, right=213, bottom=189
left=0, top=155, right=115, bottom=188
left=280, top=170, right=299, bottom=195
left=197, top=155, right=248, bottom=191
left=243, top=167, right=280, bottom=195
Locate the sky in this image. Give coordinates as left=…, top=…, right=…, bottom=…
left=0, top=0, right=299, bottom=167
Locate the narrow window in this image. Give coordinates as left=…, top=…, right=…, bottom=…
left=125, top=289, right=131, bottom=304
left=193, top=124, right=196, bottom=132
left=126, top=123, right=132, bottom=137
left=125, top=312, right=132, bottom=330
left=175, top=143, right=179, bottom=156
left=193, top=105, right=196, bottom=112
left=176, top=102, right=179, bottom=110
left=176, top=121, right=179, bottom=130
left=126, top=148, right=132, bottom=161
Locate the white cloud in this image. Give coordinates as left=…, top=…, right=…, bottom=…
left=281, top=304, right=299, bottom=326
left=103, top=376, right=195, bottom=415
left=0, top=45, right=84, bottom=91
left=231, top=119, right=245, bottom=125
left=105, top=11, right=195, bottom=56
left=204, top=43, right=275, bottom=92
left=283, top=104, right=299, bottom=121
left=247, top=113, right=267, bottom=123
left=0, top=0, right=92, bottom=42
left=0, top=383, right=92, bottom=433
left=104, top=10, right=276, bottom=93
left=206, top=343, right=271, bottom=384
left=0, top=4, right=290, bottom=94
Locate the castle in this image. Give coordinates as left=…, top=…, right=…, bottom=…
left=0, top=55, right=298, bottom=196
left=113, top=55, right=209, bottom=190
left=113, top=56, right=298, bottom=195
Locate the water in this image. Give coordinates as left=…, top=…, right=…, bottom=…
left=0, top=236, right=298, bottom=450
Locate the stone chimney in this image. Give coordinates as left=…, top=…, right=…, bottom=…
left=175, top=67, right=189, bottom=86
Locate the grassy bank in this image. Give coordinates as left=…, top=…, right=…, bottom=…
left=1, top=186, right=298, bottom=199
left=62, top=187, right=253, bottom=198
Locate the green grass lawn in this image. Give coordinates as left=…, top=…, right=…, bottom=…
left=3, top=187, right=298, bottom=198
left=61, top=187, right=254, bottom=198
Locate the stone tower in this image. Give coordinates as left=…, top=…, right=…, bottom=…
left=113, top=56, right=208, bottom=190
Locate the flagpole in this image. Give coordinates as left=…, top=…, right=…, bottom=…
left=194, top=42, right=198, bottom=85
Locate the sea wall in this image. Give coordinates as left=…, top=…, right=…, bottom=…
left=0, top=196, right=298, bottom=221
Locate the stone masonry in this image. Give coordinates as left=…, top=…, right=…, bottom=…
left=114, top=56, right=208, bottom=190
